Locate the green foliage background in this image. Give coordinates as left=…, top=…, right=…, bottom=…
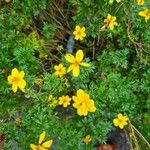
left=0, top=0, right=150, bottom=149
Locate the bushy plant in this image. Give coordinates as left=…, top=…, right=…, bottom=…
left=0, top=0, right=150, bottom=150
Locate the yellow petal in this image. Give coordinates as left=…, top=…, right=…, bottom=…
left=72, top=66, right=80, bottom=77
left=30, top=144, right=38, bottom=150
left=39, top=131, right=46, bottom=145
left=119, top=124, right=124, bottom=129
left=118, top=113, right=123, bottom=119
left=65, top=54, right=75, bottom=63
left=42, top=140, right=53, bottom=148
left=80, top=62, right=90, bottom=67
left=12, top=68, right=19, bottom=76
left=75, top=50, right=84, bottom=62
left=138, top=10, right=147, bottom=17
left=54, top=65, right=58, bottom=70
left=76, top=89, right=84, bottom=98
left=18, top=80, right=26, bottom=92
left=19, top=71, right=25, bottom=78
left=74, top=36, right=80, bottom=40
left=67, top=65, right=74, bottom=73
left=107, top=14, right=111, bottom=20
left=8, top=76, right=13, bottom=84
left=12, top=84, right=18, bottom=93
left=75, top=25, right=80, bottom=30
left=81, top=27, right=85, bottom=32
left=113, top=119, right=119, bottom=126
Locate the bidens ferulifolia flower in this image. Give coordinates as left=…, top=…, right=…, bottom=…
left=73, top=25, right=86, bottom=40
left=54, top=64, right=66, bottom=77
left=83, top=135, right=92, bottom=145
left=65, top=50, right=90, bottom=77
left=109, top=0, right=121, bottom=4
left=30, top=131, right=53, bottom=150
left=58, top=95, right=71, bottom=107
left=72, top=89, right=96, bottom=116
left=137, top=0, right=144, bottom=5
left=113, top=113, right=128, bottom=129
left=7, top=68, right=26, bottom=93
left=138, top=9, right=150, bottom=22
left=101, top=14, right=118, bottom=30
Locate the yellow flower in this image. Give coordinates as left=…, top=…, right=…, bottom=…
left=72, top=89, right=96, bottom=116
left=101, top=14, right=118, bottom=30
left=30, top=131, right=53, bottom=150
left=113, top=113, right=128, bottom=129
left=73, top=25, right=86, bottom=40
left=54, top=64, right=66, bottom=78
left=109, top=0, right=121, bottom=4
left=83, top=135, right=92, bottom=145
left=7, top=68, right=26, bottom=93
left=137, top=0, right=144, bottom=5
left=65, top=50, right=90, bottom=77
left=58, top=95, right=71, bottom=107
left=35, top=78, right=43, bottom=85
left=138, top=9, right=150, bottom=22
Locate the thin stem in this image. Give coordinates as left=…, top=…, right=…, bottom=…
left=131, top=124, right=150, bottom=148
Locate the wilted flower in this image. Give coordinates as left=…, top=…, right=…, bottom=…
left=138, top=9, right=150, bottom=22
left=5, top=0, right=11, bottom=3
left=83, top=135, right=92, bottom=145
left=35, top=78, right=43, bottom=85
left=73, top=25, right=86, bottom=40
left=113, top=113, right=128, bottom=129
left=101, top=14, right=118, bottom=30
left=30, top=131, right=53, bottom=150
left=7, top=68, right=26, bottom=93
left=65, top=50, right=90, bottom=77
left=72, top=89, right=96, bottom=116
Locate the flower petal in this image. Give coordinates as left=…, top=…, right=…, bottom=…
left=76, top=50, right=84, bottom=62
left=30, top=144, right=38, bottom=150
left=8, top=76, right=13, bottom=84
left=76, top=89, right=84, bottom=99
left=80, top=62, right=90, bottom=67
left=73, top=66, right=80, bottom=77
left=19, top=80, right=26, bottom=92
left=67, top=65, right=74, bottom=73
left=12, top=68, right=19, bottom=76
left=12, top=84, right=18, bottom=93
left=39, top=131, right=46, bottom=145
left=42, top=140, right=53, bottom=148
left=81, top=27, right=85, bottom=32
left=119, top=124, right=124, bottom=129
left=118, top=113, right=123, bottom=119
left=113, top=119, right=119, bottom=126
left=65, top=54, right=75, bottom=63
left=19, top=71, right=25, bottom=78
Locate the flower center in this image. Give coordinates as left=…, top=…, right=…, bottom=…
left=12, top=77, right=20, bottom=83
left=118, top=119, right=123, bottom=124
left=77, top=30, right=82, bottom=36
left=58, top=68, right=62, bottom=73
left=73, top=60, right=79, bottom=67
